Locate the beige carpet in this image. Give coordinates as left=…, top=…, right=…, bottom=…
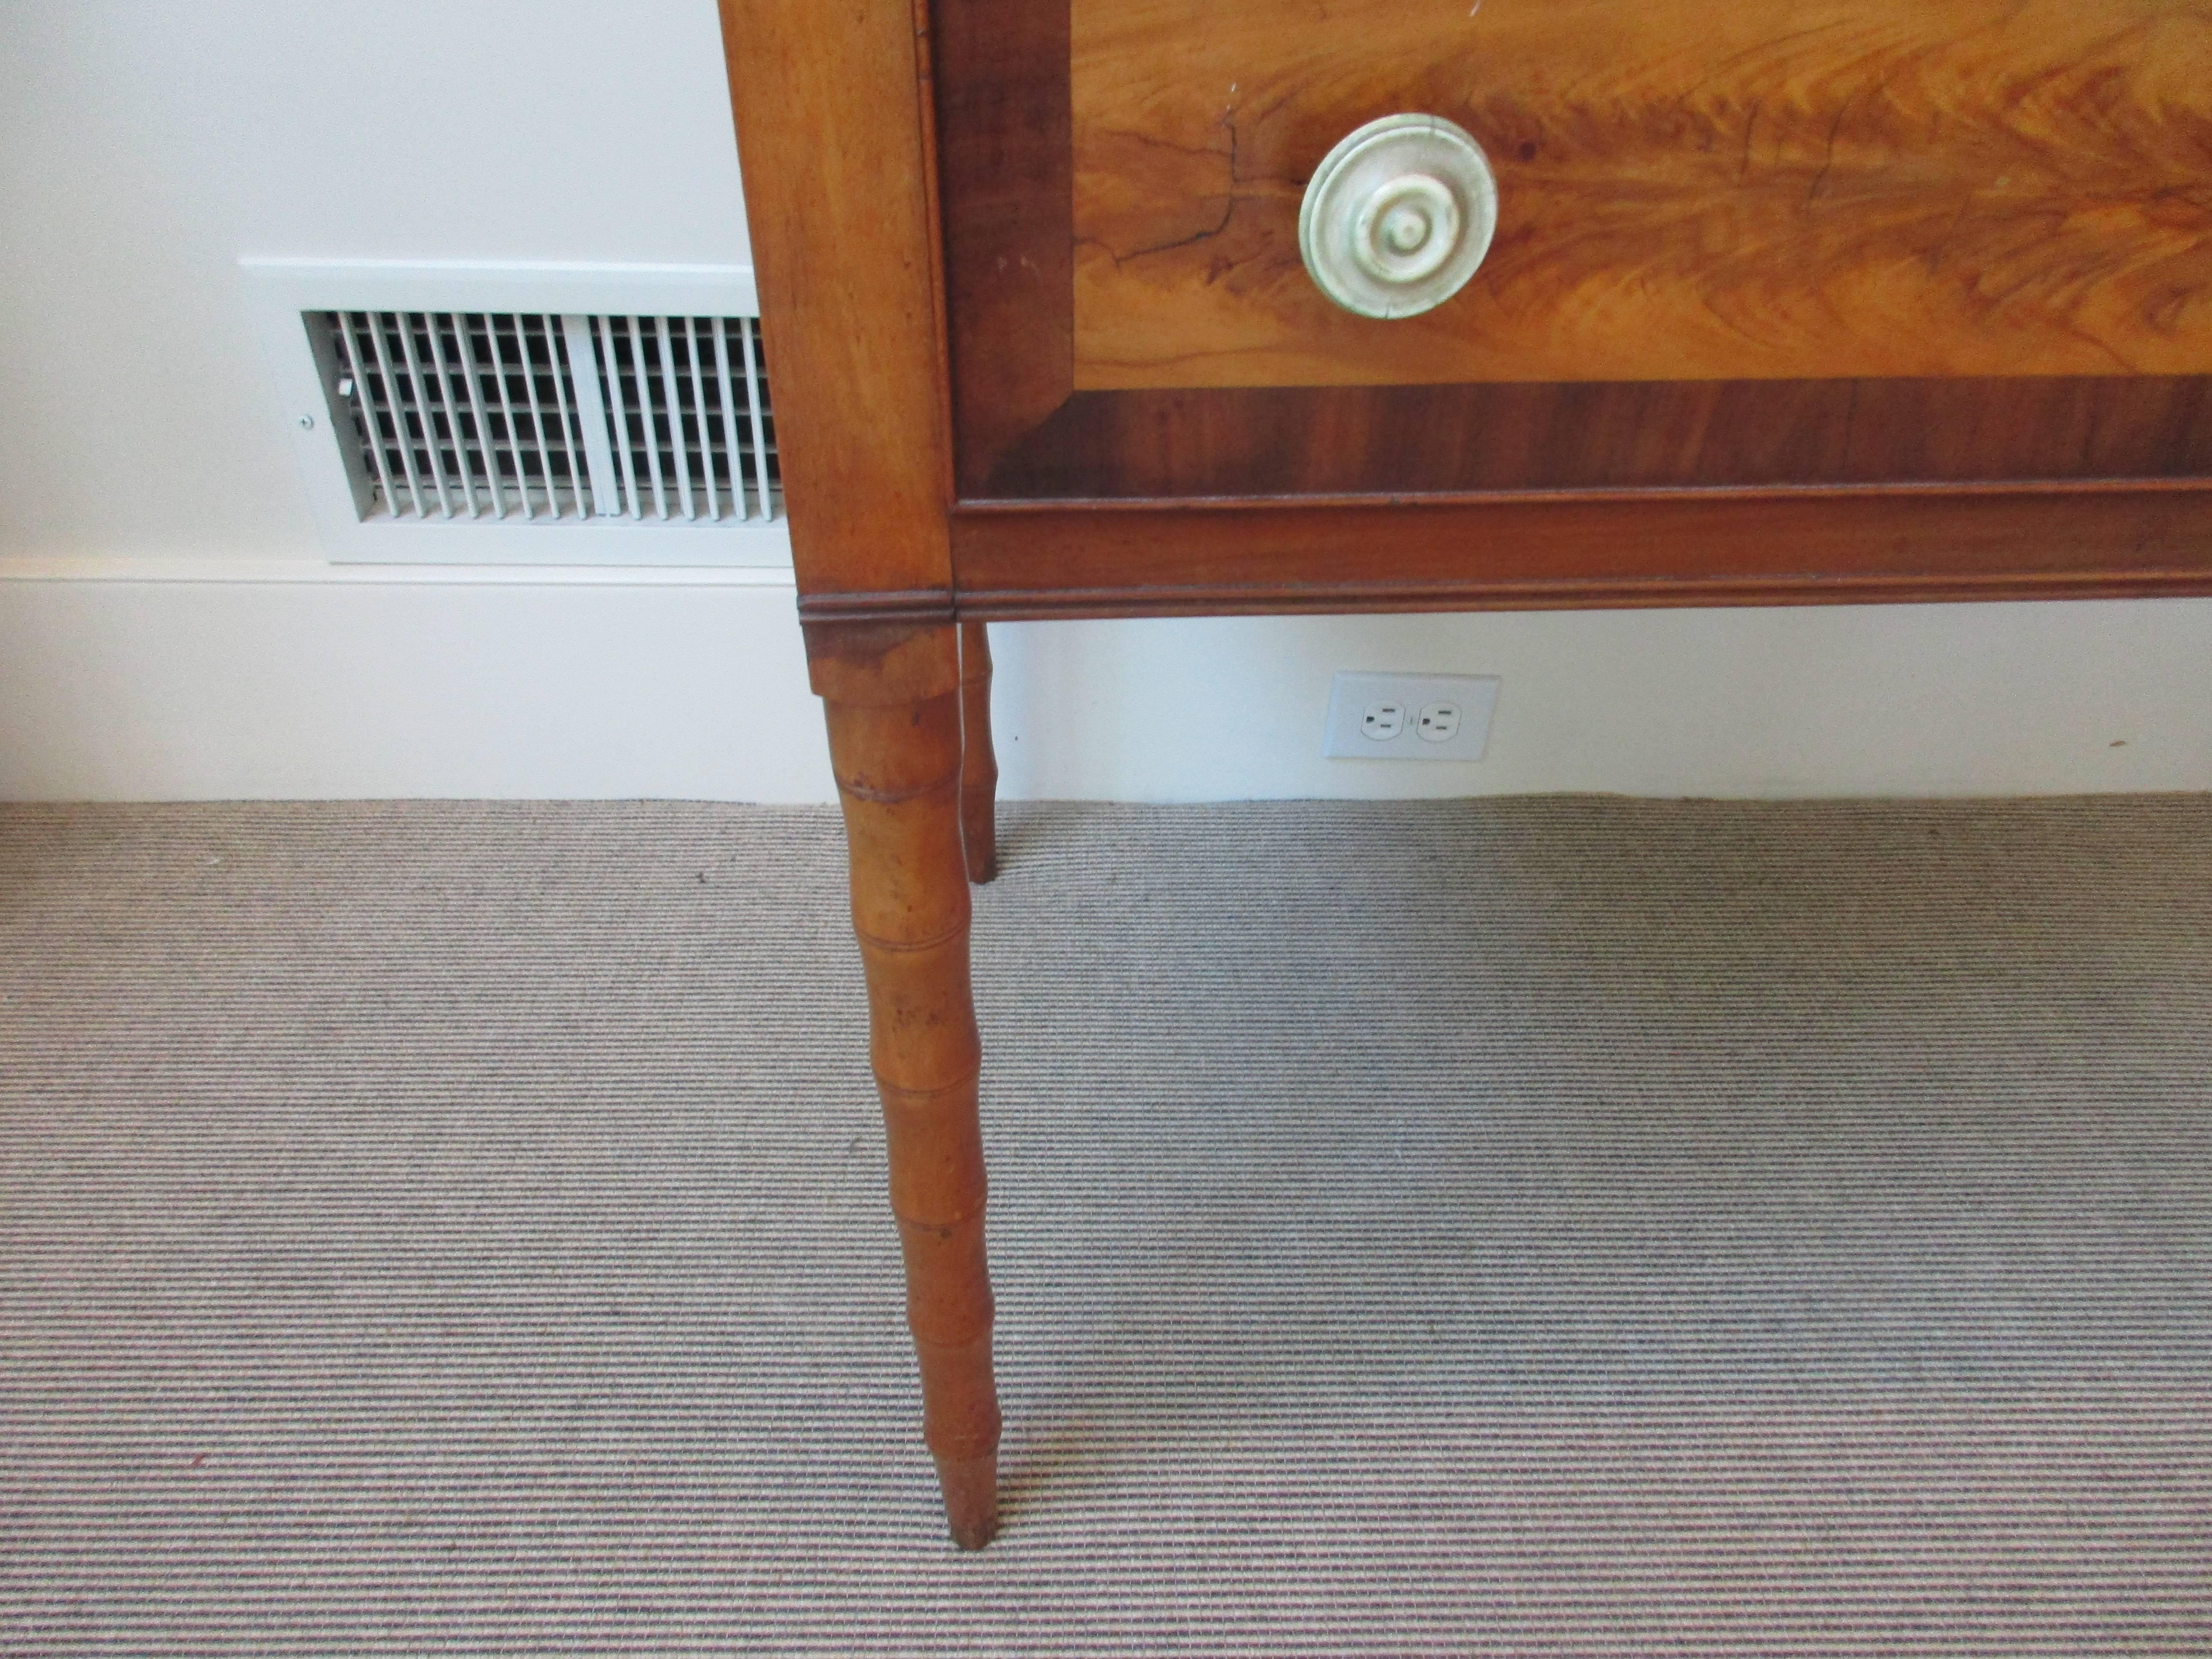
left=2, top=797, right=2208, bottom=1656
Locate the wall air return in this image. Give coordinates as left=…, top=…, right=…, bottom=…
left=245, top=261, right=787, bottom=566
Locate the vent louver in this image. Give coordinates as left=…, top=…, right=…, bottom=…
left=247, top=262, right=786, bottom=566
left=315, top=311, right=778, bottom=526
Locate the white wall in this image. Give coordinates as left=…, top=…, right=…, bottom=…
left=0, top=0, right=748, bottom=560
left=991, top=603, right=2212, bottom=801
left=3, top=1, right=2208, bottom=805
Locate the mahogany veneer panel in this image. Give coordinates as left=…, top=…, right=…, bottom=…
left=987, top=377, right=2212, bottom=498
left=937, top=0, right=1073, bottom=496
left=1072, top=0, right=2212, bottom=390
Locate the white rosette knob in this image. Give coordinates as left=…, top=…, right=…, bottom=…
left=1298, top=113, right=1497, bottom=320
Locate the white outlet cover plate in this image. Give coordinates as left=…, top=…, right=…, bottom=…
left=1324, top=672, right=1501, bottom=760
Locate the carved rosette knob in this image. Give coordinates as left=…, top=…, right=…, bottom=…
left=1298, top=113, right=1497, bottom=319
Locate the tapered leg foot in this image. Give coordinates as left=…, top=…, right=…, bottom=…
left=808, top=620, right=1003, bottom=1549
left=959, top=620, right=999, bottom=884
left=935, top=1452, right=1000, bottom=1550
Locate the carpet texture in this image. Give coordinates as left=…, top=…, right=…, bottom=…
left=2, top=797, right=2208, bottom=1656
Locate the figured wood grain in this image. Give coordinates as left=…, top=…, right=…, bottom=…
left=717, top=0, right=953, bottom=600
left=1071, top=0, right=2212, bottom=389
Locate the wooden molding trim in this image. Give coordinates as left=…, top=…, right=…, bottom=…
left=798, top=589, right=963, bottom=626
left=954, top=571, right=2212, bottom=621
left=950, top=491, right=2212, bottom=618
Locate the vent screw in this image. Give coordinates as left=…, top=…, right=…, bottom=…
left=295, top=414, right=316, bottom=430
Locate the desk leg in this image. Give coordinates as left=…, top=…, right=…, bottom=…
left=808, top=620, right=1001, bottom=1549
left=959, top=621, right=999, bottom=884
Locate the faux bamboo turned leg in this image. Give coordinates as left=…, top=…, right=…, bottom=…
left=809, top=622, right=1001, bottom=1550
left=958, top=621, right=1000, bottom=884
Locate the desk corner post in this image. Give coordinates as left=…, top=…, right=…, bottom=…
left=806, top=617, right=1002, bottom=1550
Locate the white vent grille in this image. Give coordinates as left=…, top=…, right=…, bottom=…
left=316, top=311, right=778, bottom=525
left=248, top=261, right=786, bottom=567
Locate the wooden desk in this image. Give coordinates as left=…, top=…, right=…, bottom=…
left=717, top=0, right=2212, bottom=1547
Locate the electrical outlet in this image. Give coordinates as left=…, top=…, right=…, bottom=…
left=1415, top=702, right=1461, bottom=743
left=1324, top=672, right=1499, bottom=760
left=1361, top=700, right=1407, bottom=741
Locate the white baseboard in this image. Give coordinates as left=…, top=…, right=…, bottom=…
left=4, top=561, right=2210, bottom=803
left=0, top=561, right=834, bottom=802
